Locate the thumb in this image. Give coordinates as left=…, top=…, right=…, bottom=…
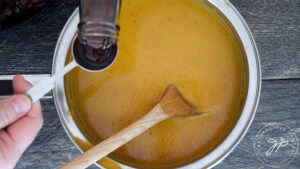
left=0, top=95, right=31, bottom=129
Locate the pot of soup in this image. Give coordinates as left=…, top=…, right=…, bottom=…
left=52, top=0, right=261, bottom=168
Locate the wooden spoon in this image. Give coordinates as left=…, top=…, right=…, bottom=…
left=60, top=85, right=198, bottom=169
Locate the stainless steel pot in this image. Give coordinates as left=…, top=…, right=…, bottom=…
left=52, top=0, right=261, bottom=168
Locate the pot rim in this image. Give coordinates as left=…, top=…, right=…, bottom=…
left=181, top=0, right=261, bottom=168
left=52, top=0, right=261, bottom=168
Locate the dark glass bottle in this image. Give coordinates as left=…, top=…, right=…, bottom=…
left=74, top=0, right=121, bottom=71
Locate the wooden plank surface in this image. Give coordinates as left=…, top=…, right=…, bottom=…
left=215, top=79, right=300, bottom=169
left=0, top=0, right=299, bottom=169
left=230, top=0, right=300, bottom=80
left=0, top=1, right=78, bottom=74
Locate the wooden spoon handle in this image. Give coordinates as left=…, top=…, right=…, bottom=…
left=60, top=104, right=168, bottom=169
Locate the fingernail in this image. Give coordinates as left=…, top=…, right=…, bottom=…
left=11, top=95, right=31, bottom=114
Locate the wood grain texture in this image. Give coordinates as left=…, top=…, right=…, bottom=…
left=230, top=0, right=300, bottom=80
left=61, top=86, right=196, bottom=169
left=215, top=79, right=300, bottom=169
left=159, top=85, right=197, bottom=117
left=61, top=105, right=168, bottom=169
left=0, top=0, right=78, bottom=75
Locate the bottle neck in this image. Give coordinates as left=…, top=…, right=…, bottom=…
left=78, top=0, right=120, bottom=49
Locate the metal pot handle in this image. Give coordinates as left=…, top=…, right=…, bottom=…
left=0, top=74, right=50, bottom=99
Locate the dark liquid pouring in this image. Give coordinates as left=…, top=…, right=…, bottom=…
left=73, top=38, right=118, bottom=71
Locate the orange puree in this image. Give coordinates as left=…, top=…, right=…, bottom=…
left=65, top=0, right=247, bottom=168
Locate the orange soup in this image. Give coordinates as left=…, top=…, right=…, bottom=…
left=65, top=0, right=248, bottom=168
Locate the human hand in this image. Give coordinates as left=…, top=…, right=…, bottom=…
left=0, top=75, right=43, bottom=169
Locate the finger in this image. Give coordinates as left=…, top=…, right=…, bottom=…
left=0, top=130, right=20, bottom=169
left=0, top=75, right=34, bottom=168
left=0, top=95, right=31, bottom=129
left=6, top=103, right=43, bottom=155
left=13, top=74, right=32, bottom=94
left=4, top=75, right=43, bottom=155
left=12, top=75, right=42, bottom=124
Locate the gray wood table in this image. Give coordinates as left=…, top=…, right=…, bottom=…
left=0, top=0, right=299, bottom=168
